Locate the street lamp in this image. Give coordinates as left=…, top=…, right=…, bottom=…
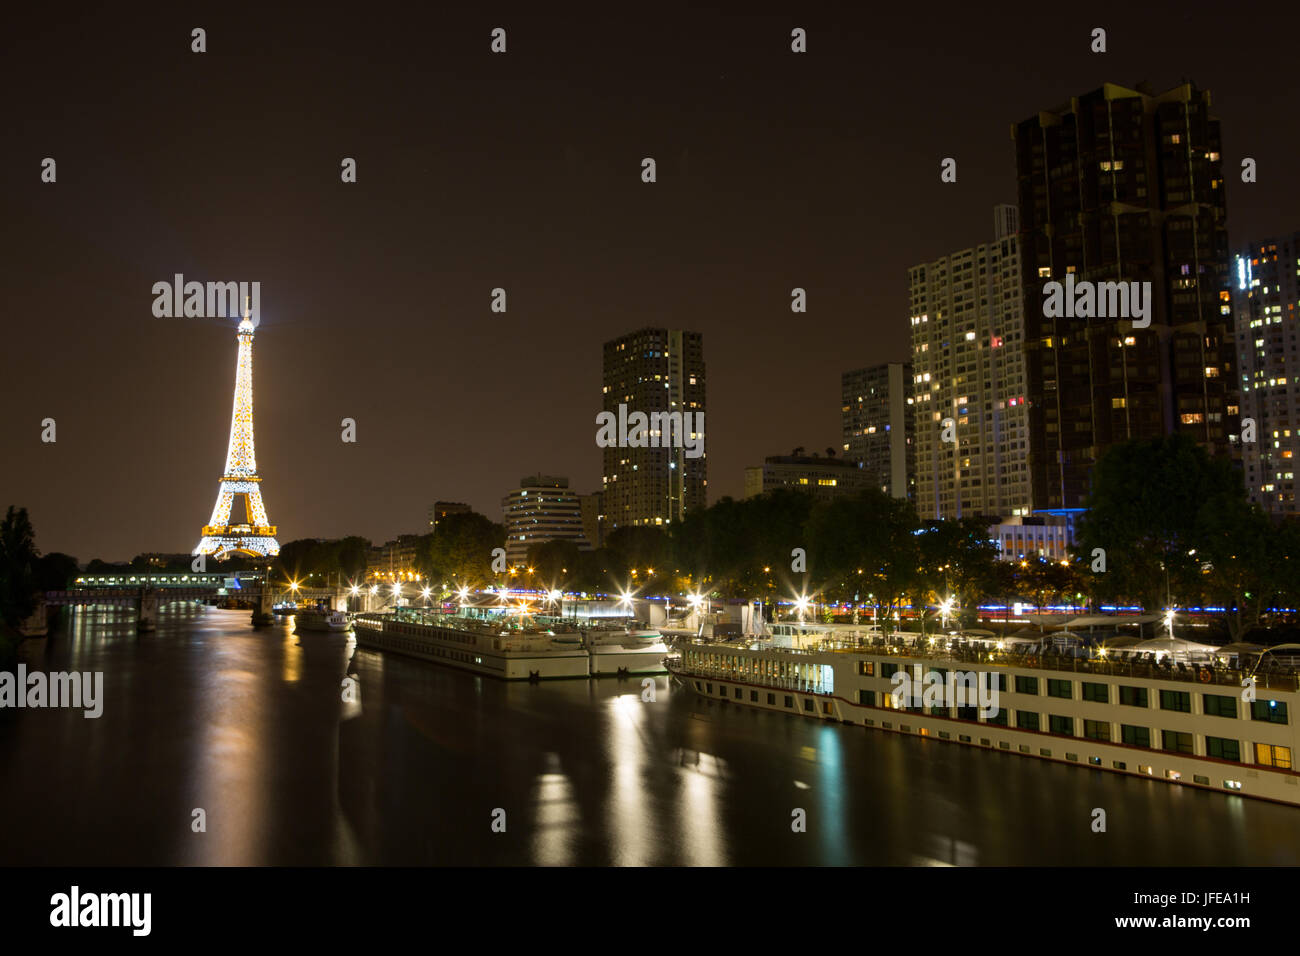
left=939, top=595, right=955, bottom=631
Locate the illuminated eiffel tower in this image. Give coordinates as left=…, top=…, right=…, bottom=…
left=193, top=301, right=281, bottom=559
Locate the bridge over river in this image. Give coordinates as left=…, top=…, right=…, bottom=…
left=40, top=572, right=345, bottom=633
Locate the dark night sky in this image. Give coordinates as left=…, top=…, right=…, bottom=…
left=3, top=1, right=1298, bottom=561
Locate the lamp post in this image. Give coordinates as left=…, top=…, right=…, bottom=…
left=939, top=595, right=955, bottom=632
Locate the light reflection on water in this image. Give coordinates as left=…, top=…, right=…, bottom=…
left=2, top=604, right=1299, bottom=865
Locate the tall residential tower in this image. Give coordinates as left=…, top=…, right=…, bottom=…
left=601, top=328, right=707, bottom=527
left=841, top=363, right=913, bottom=499
left=909, top=205, right=1030, bottom=519
left=1013, top=81, right=1236, bottom=510
left=1233, top=234, right=1300, bottom=515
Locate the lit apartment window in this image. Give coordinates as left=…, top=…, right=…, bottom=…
left=1256, top=743, right=1293, bottom=769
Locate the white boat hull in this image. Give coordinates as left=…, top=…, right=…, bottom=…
left=355, top=617, right=590, bottom=679
left=669, top=639, right=1300, bottom=807
left=589, top=642, right=670, bottom=675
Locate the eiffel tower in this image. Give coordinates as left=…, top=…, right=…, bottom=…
left=193, top=301, right=281, bottom=559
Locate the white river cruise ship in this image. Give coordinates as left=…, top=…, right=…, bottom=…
left=666, top=622, right=1300, bottom=806
left=353, top=607, right=668, bottom=680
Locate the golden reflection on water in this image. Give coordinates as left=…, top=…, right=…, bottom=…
left=530, top=753, right=580, bottom=866
left=282, top=630, right=302, bottom=683
left=604, top=692, right=655, bottom=865
left=187, top=611, right=272, bottom=864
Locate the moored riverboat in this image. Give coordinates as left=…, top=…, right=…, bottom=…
left=667, top=626, right=1300, bottom=806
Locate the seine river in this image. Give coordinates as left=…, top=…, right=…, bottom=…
left=2, top=605, right=1297, bottom=865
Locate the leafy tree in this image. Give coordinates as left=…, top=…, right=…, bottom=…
left=1075, top=434, right=1275, bottom=639
left=805, top=491, right=920, bottom=630
left=425, top=512, right=505, bottom=589
left=0, top=506, right=39, bottom=627
left=1016, top=557, right=1076, bottom=627
left=569, top=547, right=622, bottom=595
left=86, top=558, right=127, bottom=574
left=526, top=539, right=582, bottom=587
left=606, top=526, right=671, bottom=574
left=670, top=490, right=813, bottom=599
left=916, top=517, right=1000, bottom=628
left=35, top=552, right=80, bottom=591
left=276, top=538, right=323, bottom=581
left=1197, top=491, right=1275, bottom=641
left=336, top=536, right=371, bottom=582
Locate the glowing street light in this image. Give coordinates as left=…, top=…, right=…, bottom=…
left=939, top=595, right=956, bottom=629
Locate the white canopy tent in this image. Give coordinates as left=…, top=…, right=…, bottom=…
left=1255, top=643, right=1300, bottom=666
left=1130, top=636, right=1218, bottom=662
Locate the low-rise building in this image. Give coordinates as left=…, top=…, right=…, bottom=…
left=743, top=453, right=872, bottom=502
left=502, top=475, right=591, bottom=565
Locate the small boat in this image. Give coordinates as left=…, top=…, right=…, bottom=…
left=294, top=604, right=352, bottom=633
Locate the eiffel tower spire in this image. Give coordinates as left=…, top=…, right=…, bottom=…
left=193, top=299, right=281, bottom=558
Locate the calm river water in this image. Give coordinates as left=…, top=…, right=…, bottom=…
left=1, top=605, right=1296, bottom=865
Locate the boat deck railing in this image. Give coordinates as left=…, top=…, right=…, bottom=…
left=676, top=659, right=831, bottom=696
left=356, top=608, right=583, bottom=636
left=681, top=632, right=1300, bottom=693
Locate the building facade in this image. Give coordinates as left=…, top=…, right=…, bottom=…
left=428, top=500, right=472, bottom=531
left=909, top=205, right=1030, bottom=519
left=1013, top=81, right=1236, bottom=510
left=366, top=535, right=423, bottom=583
left=601, top=328, right=707, bottom=527
left=743, top=453, right=872, bottom=502
left=990, top=511, right=1080, bottom=562
left=1233, top=234, right=1300, bottom=515
left=841, top=362, right=914, bottom=499
left=502, top=475, right=590, bottom=565
left=579, top=491, right=606, bottom=551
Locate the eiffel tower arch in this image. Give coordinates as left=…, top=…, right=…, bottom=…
left=194, top=306, right=281, bottom=559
